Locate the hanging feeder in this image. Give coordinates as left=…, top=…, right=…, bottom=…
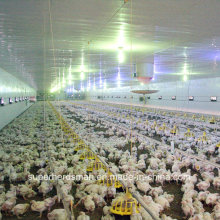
left=198, top=132, right=207, bottom=142
left=110, top=188, right=141, bottom=216
left=97, top=170, right=122, bottom=188
left=79, top=150, right=96, bottom=160
left=86, top=158, right=106, bottom=172
left=184, top=128, right=194, bottom=137
left=70, top=133, right=79, bottom=141
left=209, top=116, right=216, bottom=124
left=159, top=123, right=166, bottom=131
left=61, top=120, right=70, bottom=130
left=151, top=121, right=157, bottom=129
left=200, top=115, right=205, bottom=121
left=162, top=112, right=166, bottom=116
left=170, top=125, right=177, bottom=135
left=62, top=124, right=75, bottom=139
left=74, top=140, right=87, bottom=151
left=63, top=125, right=71, bottom=133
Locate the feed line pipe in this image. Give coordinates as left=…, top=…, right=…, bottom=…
left=51, top=102, right=161, bottom=220
left=84, top=140, right=161, bottom=220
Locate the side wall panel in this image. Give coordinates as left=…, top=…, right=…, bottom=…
left=86, top=77, right=220, bottom=116
left=0, top=101, right=33, bottom=130
left=0, top=68, right=36, bottom=130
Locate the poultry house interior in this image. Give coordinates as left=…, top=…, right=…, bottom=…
left=0, top=0, right=220, bottom=220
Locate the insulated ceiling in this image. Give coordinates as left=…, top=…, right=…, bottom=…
left=0, top=0, right=220, bottom=91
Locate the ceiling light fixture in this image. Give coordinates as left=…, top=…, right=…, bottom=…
left=81, top=71, right=85, bottom=80
left=183, top=75, right=188, bottom=81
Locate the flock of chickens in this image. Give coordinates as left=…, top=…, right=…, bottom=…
left=0, top=100, right=219, bottom=220
left=57, top=100, right=220, bottom=220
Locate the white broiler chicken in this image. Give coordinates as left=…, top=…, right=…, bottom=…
left=130, top=204, right=142, bottom=220
left=77, top=211, right=90, bottom=220
left=12, top=204, right=30, bottom=218
left=213, top=177, right=220, bottom=189
left=154, top=195, right=170, bottom=210
left=163, top=192, right=174, bottom=203
left=161, top=214, right=177, bottom=220
left=205, top=193, right=219, bottom=206
left=183, top=189, right=198, bottom=200
left=1, top=197, right=17, bottom=214
left=38, top=181, right=53, bottom=197
left=107, top=186, right=116, bottom=198
left=0, top=192, right=6, bottom=206
left=188, top=214, right=204, bottom=220
left=101, top=206, right=115, bottom=220
left=203, top=212, right=214, bottom=220
left=196, top=180, right=210, bottom=191
left=193, top=198, right=204, bottom=214
left=17, top=184, right=36, bottom=200
left=82, top=195, right=95, bottom=212
left=92, top=193, right=106, bottom=207
left=62, top=194, right=74, bottom=208
left=197, top=191, right=209, bottom=202
left=136, top=181, right=151, bottom=195
left=213, top=202, right=220, bottom=220
left=44, top=195, right=58, bottom=211
left=47, top=209, right=69, bottom=220
left=31, top=200, right=47, bottom=218
left=149, top=186, right=163, bottom=197
left=201, top=172, right=214, bottom=183
left=181, top=200, right=195, bottom=217
left=142, top=196, right=163, bottom=217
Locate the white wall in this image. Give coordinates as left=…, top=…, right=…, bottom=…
left=0, top=101, right=34, bottom=130
left=86, top=77, right=220, bottom=116
left=0, top=67, right=36, bottom=130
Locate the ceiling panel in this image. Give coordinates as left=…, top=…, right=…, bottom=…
left=0, top=0, right=220, bottom=91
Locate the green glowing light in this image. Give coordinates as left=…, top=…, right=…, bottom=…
left=183, top=75, right=188, bottom=81
left=118, top=50, right=124, bottom=63
left=81, top=72, right=85, bottom=80
left=183, top=63, right=189, bottom=74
